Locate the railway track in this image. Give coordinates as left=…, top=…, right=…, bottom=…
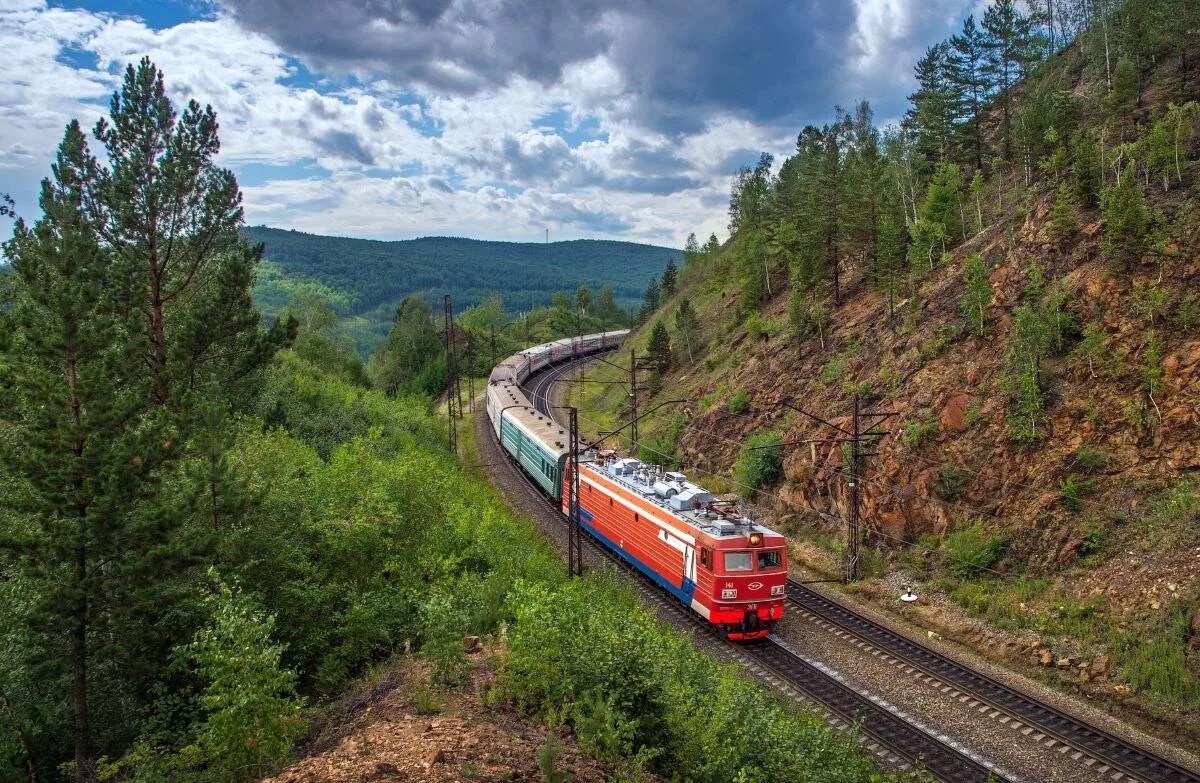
left=501, top=355, right=1010, bottom=782
left=786, top=581, right=1200, bottom=783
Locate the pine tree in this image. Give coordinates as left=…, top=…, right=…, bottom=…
left=647, top=321, right=672, bottom=372
left=1, top=121, right=155, bottom=780
left=1105, top=55, right=1138, bottom=140
left=674, top=298, right=701, bottom=362
left=907, top=43, right=959, bottom=166
left=682, top=233, right=700, bottom=268
left=959, top=252, right=992, bottom=336
left=1047, top=184, right=1080, bottom=245
left=950, top=15, right=991, bottom=168
left=1100, top=164, right=1149, bottom=267
left=661, top=258, right=678, bottom=298
left=1072, top=131, right=1102, bottom=207
left=643, top=278, right=662, bottom=313
left=703, top=233, right=721, bottom=255
left=982, top=0, right=1034, bottom=160
left=93, top=58, right=288, bottom=415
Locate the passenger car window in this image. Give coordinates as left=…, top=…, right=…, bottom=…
left=758, top=549, right=782, bottom=569
left=724, top=551, right=752, bottom=572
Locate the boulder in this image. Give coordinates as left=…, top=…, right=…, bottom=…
left=940, top=392, right=972, bottom=433
left=1089, top=654, right=1111, bottom=678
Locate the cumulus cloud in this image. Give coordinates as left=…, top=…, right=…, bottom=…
left=1, top=0, right=977, bottom=245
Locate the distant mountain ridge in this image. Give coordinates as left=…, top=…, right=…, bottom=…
left=242, top=225, right=676, bottom=313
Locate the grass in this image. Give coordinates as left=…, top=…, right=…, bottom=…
left=901, top=414, right=939, bottom=448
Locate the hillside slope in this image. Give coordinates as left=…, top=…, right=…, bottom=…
left=570, top=25, right=1200, bottom=737
left=244, top=226, right=677, bottom=350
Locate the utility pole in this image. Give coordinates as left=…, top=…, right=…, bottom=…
left=629, top=348, right=638, bottom=451
left=442, top=294, right=462, bottom=457
left=765, top=395, right=895, bottom=582
left=567, top=406, right=583, bottom=577
left=465, top=334, right=475, bottom=413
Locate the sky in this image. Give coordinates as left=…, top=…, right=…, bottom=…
left=1, top=0, right=980, bottom=246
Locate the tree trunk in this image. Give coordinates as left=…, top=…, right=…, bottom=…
left=72, top=543, right=89, bottom=783
left=149, top=268, right=168, bottom=406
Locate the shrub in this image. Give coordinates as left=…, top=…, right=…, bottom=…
left=901, top=415, right=938, bottom=448
left=1059, top=474, right=1096, bottom=512
left=1171, top=292, right=1199, bottom=333
left=1072, top=446, right=1109, bottom=472
left=1046, top=184, right=1079, bottom=245
left=734, top=431, right=784, bottom=494
left=933, top=464, right=967, bottom=501
left=943, top=524, right=1004, bottom=578
left=726, top=389, right=749, bottom=415
left=1100, top=165, right=1149, bottom=267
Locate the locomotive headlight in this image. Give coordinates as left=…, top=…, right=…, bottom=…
left=748, top=532, right=763, bottom=547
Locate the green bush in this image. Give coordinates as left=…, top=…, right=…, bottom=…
left=501, top=574, right=894, bottom=782
left=1059, top=474, right=1096, bottom=512
left=734, top=431, right=783, bottom=494
left=942, top=524, right=1004, bottom=579
left=726, top=389, right=749, bottom=415
left=901, top=415, right=939, bottom=448
left=1072, top=446, right=1109, bottom=472
left=932, top=463, right=967, bottom=501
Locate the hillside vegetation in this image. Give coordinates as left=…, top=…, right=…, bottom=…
left=245, top=226, right=676, bottom=353
left=571, top=0, right=1200, bottom=728
left=0, top=58, right=903, bottom=783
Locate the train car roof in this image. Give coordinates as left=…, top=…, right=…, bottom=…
left=583, top=457, right=783, bottom=541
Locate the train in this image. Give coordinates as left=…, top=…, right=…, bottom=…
left=485, top=331, right=787, bottom=641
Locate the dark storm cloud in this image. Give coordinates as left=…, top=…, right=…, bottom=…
left=312, top=128, right=376, bottom=165
left=220, top=0, right=866, bottom=133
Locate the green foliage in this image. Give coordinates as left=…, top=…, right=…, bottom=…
left=673, top=298, right=701, bottom=361
left=1100, top=165, right=1150, bottom=267
left=501, top=575, right=891, bottom=783
left=958, top=252, right=991, bottom=336
left=1130, top=279, right=1169, bottom=324
left=646, top=321, right=672, bottom=373
left=901, top=415, right=939, bottom=448
left=1072, top=446, right=1109, bottom=473
left=933, top=463, right=967, bottom=501
left=1059, top=474, right=1097, bottom=512
left=661, top=258, right=679, bottom=299
left=726, top=389, right=749, bottom=415
left=1105, top=56, right=1138, bottom=127
left=734, top=431, right=784, bottom=494
left=1171, top=292, right=1200, bottom=333
left=572, top=691, right=636, bottom=766
left=943, top=524, right=1004, bottom=578
left=538, top=731, right=572, bottom=783
left=1046, top=184, right=1079, bottom=245
left=369, top=296, right=446, bottom=398
left=183, top=571, right=306, bottom=782
left=1002, top=282, right=1075, bottom=442
left=243, top=225, right=674, bottom=354
left=787, top=292, right=829, bottom=345
left=1072, top=132, right=1102, bottom=207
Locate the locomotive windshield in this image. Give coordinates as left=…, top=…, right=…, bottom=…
left=724, top=552, right=753, bottom=571
left=758, top=549, right=783, bottom=569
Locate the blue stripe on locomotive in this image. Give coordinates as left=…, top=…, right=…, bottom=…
left=499, top=414, right=564, bottom=499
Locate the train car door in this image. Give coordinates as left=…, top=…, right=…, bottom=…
left=682, top=545, right=697, bottom=594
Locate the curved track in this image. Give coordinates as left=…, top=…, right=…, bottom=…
left=786, top=581, right=1200, bottom=783
left=506, top=355, right=1008, bottom=783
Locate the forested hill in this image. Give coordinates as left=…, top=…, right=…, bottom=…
left=243, top=225, right=676, bottom=317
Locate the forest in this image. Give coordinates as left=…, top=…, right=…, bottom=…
left=0, top=58, right=901, bottom=783
left=243, top=226, right=676, bottom=354
left=570, top=0, right=1200, bottom=718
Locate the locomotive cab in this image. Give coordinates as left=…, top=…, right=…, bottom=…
left=702, top=529, right=788, bottom=641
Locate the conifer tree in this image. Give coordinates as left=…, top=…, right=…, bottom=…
left=661, top=257, right=678, bottom=298
left=1047, top=184, right=1080, bottom=245
left=647, top=321, right=672, bottom=372
left=959, top=252, right=992, bottom=336
left=982, top=0, right=1034, bottom=160
left=907, top=43, right=958, bottom=165
left=674, top=298, right=701, bottom=362
left=643, top=278, right=662, bottom=313
left=92, top=58, right=289, bottom=417
left=682, top=233, right=700, bottom=268
left=1072, top=131, right=1102, bottom=207
left=703, top=233, right=721, bottom=255
left=1105, top=55, right=1138, bottom=140
left=950, top=15, right=991, bottom=168
left=1100, top=164, right=1149, bottom=267
left=2, top=121, right=154, bottom=781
